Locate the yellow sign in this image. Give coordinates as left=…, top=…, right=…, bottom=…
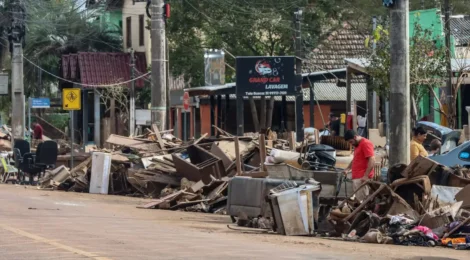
left=62, top=88, right=81, bottom=110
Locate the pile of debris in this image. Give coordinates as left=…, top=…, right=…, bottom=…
left=327, top=156, right=470, bottom=249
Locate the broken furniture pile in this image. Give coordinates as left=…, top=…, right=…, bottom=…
left=328, top=156, right=470, bottom=250
left=38, top=126, right=292, bottom=213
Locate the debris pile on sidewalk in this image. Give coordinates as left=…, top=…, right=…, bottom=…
left=325, top=156, right=470, bottom=249
left=29, top=123, right=470, bottom=250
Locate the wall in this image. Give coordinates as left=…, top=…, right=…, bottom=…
left=199, top=102, right=334, bottom=136
left=410, top=8, right=454, bottom=125
left=200, top=104, right=212, bottom=136
left=99, top=10, right=122, bottom=32
left=122, top=0, right=151, bottom=65
left=303, top=104, right=331, bottom=130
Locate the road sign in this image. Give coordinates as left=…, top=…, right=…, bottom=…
left=183, top=92, right=190, bottom=111
left=31, top=98, right=50, bottom=108
left=62, top=88, right=81, bottom=110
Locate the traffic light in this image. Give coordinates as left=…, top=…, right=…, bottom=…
left=164, top=3, right=170, bottom=19
left=145, top=1, right=170, bottom=19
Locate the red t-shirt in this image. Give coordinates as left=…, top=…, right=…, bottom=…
left=33, top=124, right=43, bottom=140
left=351, top=138, right=375, bottom=179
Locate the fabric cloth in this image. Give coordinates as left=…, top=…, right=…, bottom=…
left=389, top=215, right=415, bottom=225
left=410, top=137, right=428, bottom=161
left=33, top=124, right=43, bottom=140
left=413, top=226, right=439, bottom=240
left=352, top=178, right=369, bottom=202
left=351, top=138, right=375, bottom=180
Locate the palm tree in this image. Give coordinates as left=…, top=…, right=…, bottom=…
left=23, top=0, right=123, bottom=96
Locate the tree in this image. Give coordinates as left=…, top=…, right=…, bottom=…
left=365, top=17, right=448, bottom=125
left=22, top=0, right=122, bottom=96
left=167, top=0, right=352, bottom=131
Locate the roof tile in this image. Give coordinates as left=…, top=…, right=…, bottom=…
left=61, top=52, right=148, bottom=88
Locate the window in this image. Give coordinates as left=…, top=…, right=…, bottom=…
left=126, top=17, right=132, bottom=48
left=139, top=15, right=144, bottom=46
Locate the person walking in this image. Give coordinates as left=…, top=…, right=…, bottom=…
left=32, top=122, right=43, bottom=147
left=410, top=127, right=428, bottom=161
left=343, top=130, right=376, bottom=202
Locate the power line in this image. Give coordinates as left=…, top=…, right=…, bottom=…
left=22, top=55, right=150, bottom=88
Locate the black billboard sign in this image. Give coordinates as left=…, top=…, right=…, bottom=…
left=236, top=56, right=296, bottom=96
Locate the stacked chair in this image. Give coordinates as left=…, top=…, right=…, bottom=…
left=14, top=140, right=58, bottom=185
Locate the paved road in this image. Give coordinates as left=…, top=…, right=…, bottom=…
left=0, top=185, right=358, bottom=260
left=0, top=185, right=466, bottom=260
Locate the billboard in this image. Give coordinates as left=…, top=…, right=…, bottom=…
left=236, top=56, right=295, bottom=96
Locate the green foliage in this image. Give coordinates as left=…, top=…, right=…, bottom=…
left=166, top=0, right=349, bottom=86
left=22, top=0, right=122, bottom=96
left=34, top=113, right=69, bottom=131
left=366, top=18, right=447, bottom=102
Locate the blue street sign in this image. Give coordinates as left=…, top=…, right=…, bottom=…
left=30, top=98, right=50, bottom=108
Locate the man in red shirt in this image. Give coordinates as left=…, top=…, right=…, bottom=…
left=343, top=130, right=376, bottom=202
left=32, top=122, right=43, bottom=140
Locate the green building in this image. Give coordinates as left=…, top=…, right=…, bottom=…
left=409, top=8, right=456, bottom=126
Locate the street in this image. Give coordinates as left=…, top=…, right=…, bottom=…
left=0, top=184, right=466, bottom=260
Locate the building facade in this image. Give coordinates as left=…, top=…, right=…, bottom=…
left=122, top=0, right=151, bottom=65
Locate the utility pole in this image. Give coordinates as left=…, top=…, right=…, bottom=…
left=371, top=16, right=378, bottom=129
left=389, top=0, right=410, bottom=165
left=9, top=0, right=26, bottom=140
left=129, top=49, right=136, bottom=136
left=294, top=8, right=304, bottom=142
left=444, top=0, right=453, bottom=127
left=150, top=0, right=167, bottom=130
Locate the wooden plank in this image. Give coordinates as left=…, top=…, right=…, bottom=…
left=266, top=140, right=273, bottom=148
left=128, top=168, right=180, bottom=186
left=69, top=157, right=92, bottom=177
left=194, top=133, right=208, bottom=145
left=137, top=190, right=184, bottom=209
left=259, top=134, right=266, bottom=172
left=240, top=171, right=268, bottom=178
left=152, top=124, right=167, bottom=154
left=106, top=134, right=161, bottom=151
left=212, top=125, right=233, bottom=137
left=402, top=156, right=438, bottom=179
left=235, top=137, right=243, bottom=175
left=289, top=131, right=296, bottom=151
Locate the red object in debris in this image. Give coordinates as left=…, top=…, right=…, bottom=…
left=183, top=92, right=190, bottom=111
left=346, top=114, right=353, bottom=130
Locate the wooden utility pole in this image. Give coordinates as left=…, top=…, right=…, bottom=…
left=389, top=0, right=410, bottom=165
left=444, top=0, right=453, bottom=127
left=150, top=0, right=167, bottom=130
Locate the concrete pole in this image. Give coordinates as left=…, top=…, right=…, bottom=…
left=444, top=0, right=453, bottom=127
left=129, top=49, right=136, bottom=136
left=150, top=0, right=167, bottom=130
left=294, top=8, right=304, bottom=142
left=389, top=0, right=410, bottom=165
left=11, top=43, right=25, bottom=140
